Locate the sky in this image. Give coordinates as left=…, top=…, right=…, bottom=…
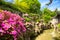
left=5, top=0, right=60, bottom=11
left=39, top=0, right=60, bottom=11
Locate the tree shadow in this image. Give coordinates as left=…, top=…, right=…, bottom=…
left=52, top=37, right=60, bottom=40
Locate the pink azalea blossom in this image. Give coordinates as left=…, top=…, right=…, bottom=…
left=0, top=13, right=4, bottom=20
left=0, top=10, right=26, bottom=40
left=10, top=30, right=17, bottom=35
left=2, top=23, right=11, bottom=30
left=0, top=29, right=4, bottom=32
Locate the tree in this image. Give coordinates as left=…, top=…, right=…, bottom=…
left=46, top=0, right=53, bottom=6
left=0, top=0, right=21, bottom=12
left=13, top=0, right=41, bottom=14
left=41, top=8, right=56, bottom=23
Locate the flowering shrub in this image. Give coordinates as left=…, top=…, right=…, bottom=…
left=0, top=10, right=26, bottom=40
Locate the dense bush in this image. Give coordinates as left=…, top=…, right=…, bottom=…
left=14, top=0, right=41, bottom=14
left=41, top=8, right=56, bottom=23
left=0, top=0, right=21, bottom=12
left=57, top=24, right=60, bottom=28
left=0, top=10, right=26, bottom=40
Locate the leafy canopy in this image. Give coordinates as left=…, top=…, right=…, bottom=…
left=41, top=8, right=56, bottom=23
left=13, top=0, right=41, bottom=13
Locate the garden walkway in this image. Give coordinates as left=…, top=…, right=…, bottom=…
left=35, top=29, right=53, bottom=40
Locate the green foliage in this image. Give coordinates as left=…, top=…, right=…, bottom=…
left=29, top=13, right=40, bottom=22
left=42, top=15, right=51, bottom=23
left=57, top=24, right=60, bottom=28
left=43, top=8, right=56, bottom=17
left=23, top=13, right=40, bottom=22
left=0, top=34, right=13, bottom=40
left=24, top=17, right=31, bottom=22
left=13, top=0, right=41, bottom=14
left=41, top=8, right=56, bottom=23
left=0, top=0, right=21, bottom=12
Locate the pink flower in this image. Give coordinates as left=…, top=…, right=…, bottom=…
left=10, top=30, right=17, bottom=35
left=2, top=23, right=11, bottom=30
left=0, top=10, right=26, bottom=40
left=0, top=13, right=4, bottom=20
left=8, top=18, right=16, bottom=26
left=13, top=36, right=17, bottom=40
left=18, top=21, right=26, bottom=32
left=0, top=29, right=4, bottom=32
left=3, top=10, right=11, bottom=16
